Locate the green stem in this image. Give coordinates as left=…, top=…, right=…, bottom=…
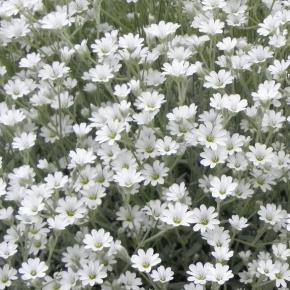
left=47, top=232, right=60, bottom=266
left=95, top=0, right=103, bottom=38
left=142, top=228, right=170, bottom=245
left=251, top=224, right=267, bottom=246
left=57, top=84, right=63, bottom=138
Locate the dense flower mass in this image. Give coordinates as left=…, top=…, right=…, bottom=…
left=0, top=0, right=290, bottom=289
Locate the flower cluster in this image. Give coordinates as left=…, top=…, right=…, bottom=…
left=0, top=0, right=290, bottom=289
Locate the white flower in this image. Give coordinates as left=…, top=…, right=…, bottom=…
left=38, top=62, right=70, bottom=81
left=0, top=207, right=13, bottom=221
left=258, top=203, right=285, bottom=226
left=143, top=68, right=166, bottom=86
left=162, top=59, right=197, bottom=77
left=156, top=136, right=179, bottom=156
left=84, top=229, right=113, bottom=252
left=192, top=204, right=220, bottom=232
left=88, top=63, right=114, bottom=83
left=164, top=182, right=190, bottom=204
left=183, top=283, right=204, bottom=290
left=0, top=178, right=6, bottom=197
left=207, top=263, right=233, bottom=285
left=210, top=175, right=238, bottom=200
left=0, top=66, right=6, bottom=76
left=197, top=122, right=227, bottom=150
left=55, top=196, right=86, bottom=224
left=216, top=37, right=237, bottom=52
left=39, top=11, right=70, bottom=30
left=45, top=171, right=68, bottom=190
left=19, top=52, right=41, bottom=69
left=142, top=160, right=169, bottom=186
left=223, top=94, right=248, bottom=112
left=271, top=261, right=290, bottom=288
left=68, top=148, right=96, bottom=168
left=262, top=110, right=286, bottom=132
left=114, top=168, right=144, bottom=188
left=0, top=242, right=17, bottom=259
left=246, top=143, right=274, bottom=166
left=251, top=80, right=282, bottom=106
left=19, top=258, right=48, bottom=280
left=204, top=70, right=234, bottom=89
left=268, top=59, right=290, bottom=79
left=167, top=46, right=192, bottom=61
left=117, top=205, right=145, bottom=230
left=0, top=108, right=26, bottom=126
left=150, top=266, right=174, bottom=283
left=81, top=185, right=106, bottom=209
left=47, top=215, right=71, bottom=230
left=272, top=243, right=290, bottom=261
left=187, top=262, right=212, bottom=284
left=200, top=146, right=228, bottom=168
left=78, top=261, right=107, bottom=286
left=4, top=78, right=31, bottom=100
left=257, top=259, right=278, bottom=277
left=119, top=271, right=142, bottom=289
left=211, top=246, right=233, bottom=262
left=161, top=202, right=195, bottom=227
left=144, top=21, right=180, bottom=39
left=248, top=45, right=273, bottom=64
left=60, top=269, right=78, bottom=290
left=91, top=30, right=118, bottom=58
left=1, top=17, right=30, bottom=40
left=12, top=132, right=36, bottom=151
left=131, top=248, right=161, bottom=273
left=228, top=215, right=248, bottom=231
left=257, top=14, right=281, bottom=36
left=192, top=17, right=224, bottom=35
left=143, top=200, right=167, bottom=220
left=114, top=84, right=131, bottom=99
left=19, top=195, right=44, bottom=216
left=95, top=120, right=125, bottom=145
left=119, top=32, right=144, bottom=51
left=0, top=265, right=17, bottom=289
left=135, top=91, right=165, bottom=112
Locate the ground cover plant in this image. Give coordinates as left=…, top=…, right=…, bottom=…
left=0, top=0, right=290, bottom=289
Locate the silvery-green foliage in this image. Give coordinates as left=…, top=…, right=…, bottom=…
left=0, top=0, right=290, bottom=289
